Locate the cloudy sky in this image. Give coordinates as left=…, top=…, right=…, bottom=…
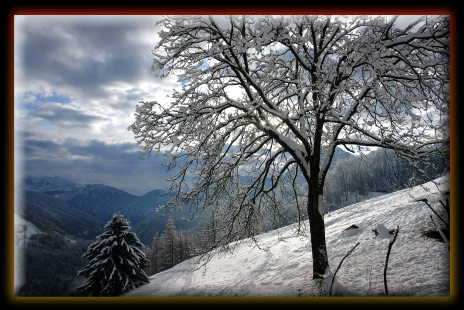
left=14, top=15, right=182, bottom=195
left=13, top=15, right=426, bottom=196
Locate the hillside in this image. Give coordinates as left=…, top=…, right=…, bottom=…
left=14, top=192, right=96, bottom=296
left=18, top=190, right=104, bottom=239
left=53, top=184, right=139, bottom=222
left=19, top=176, right=201, bottom=247
left=126, top=175, right=450, bottom=297
left=21, top=176, right=139, bottom=222
left=15, top=178, right=181, bottom=295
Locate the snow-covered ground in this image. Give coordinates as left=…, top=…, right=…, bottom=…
left=125, top=176, right=450, bottom=297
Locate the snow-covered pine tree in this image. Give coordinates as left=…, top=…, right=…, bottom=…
left=77, top=212, right=149, bottom=296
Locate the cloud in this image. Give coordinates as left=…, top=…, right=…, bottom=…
left=13, top=16, right=183, bottom=195
left=31, top=103, right=109, bottom=128
left=23, top=138, right=67, bottom=159
left=19, top=133, right=173, bottom=196
left=15, top=15, right=180, bottom=145
left=17, top=16, right=159, bottom=98
left=15, top=15, right=172, bottom=109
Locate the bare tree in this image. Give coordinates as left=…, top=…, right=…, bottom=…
left=129, top=15, right=449, bottom=279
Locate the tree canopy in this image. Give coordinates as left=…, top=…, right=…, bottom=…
left=129, top=15, right=449, bottom=279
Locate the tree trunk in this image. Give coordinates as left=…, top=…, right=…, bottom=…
left=307, top=183, right=330, bottom=279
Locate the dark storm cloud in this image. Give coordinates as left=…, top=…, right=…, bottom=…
left=32, top=105, right=108, bottom=127
left=20, top=17, right=158, bottom=101
left=20, top=134, right=173, bottom=195
left=64, top=139, right=140, bottom=167
left=23, top=138, right=66, bottom=159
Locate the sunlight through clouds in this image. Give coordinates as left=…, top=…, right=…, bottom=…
left=14, top=15, right=179, bottom=194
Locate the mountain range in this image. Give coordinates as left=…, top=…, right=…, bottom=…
left=18, top=176, right=197, bottom=246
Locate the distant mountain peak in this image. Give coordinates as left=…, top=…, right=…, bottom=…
left=21, top=176, right=82, bottom=195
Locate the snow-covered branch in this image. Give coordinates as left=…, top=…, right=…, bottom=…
left=129, top=15, right=449, bottom=277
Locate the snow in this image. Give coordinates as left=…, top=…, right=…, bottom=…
left=408, top=175, right=450, bottom=204
left=338, top=191, right=389, bottom=208
left=14, top=213, right=42, bottom=247
left=125, top=176, right=450, bottom=297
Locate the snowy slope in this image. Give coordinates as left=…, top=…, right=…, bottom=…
left=125, top=176, right=450, bottom=297
left=14, top=213, right=42, bottom=247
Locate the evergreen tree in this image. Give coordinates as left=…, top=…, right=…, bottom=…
left=145, top=232, right=161, bottom=276
left=159, top=217, right=178, bottom=270
left=77, top=212, right=149, bottom=296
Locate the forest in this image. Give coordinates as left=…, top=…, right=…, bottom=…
left=323, top=149, right=448, bottom=212
left=143, top=217, right=196, bottom=276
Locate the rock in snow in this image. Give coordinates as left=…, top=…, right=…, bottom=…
left=374, top=223, right=394, bottom=240
left=125, top=176, right=450, bottom=297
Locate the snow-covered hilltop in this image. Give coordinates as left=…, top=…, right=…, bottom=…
left=125, top=176, right=450, bottom=297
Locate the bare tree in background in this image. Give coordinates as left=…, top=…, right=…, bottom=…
left=129, top=15, right=449, bottom=279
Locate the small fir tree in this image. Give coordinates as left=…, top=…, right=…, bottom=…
left=77, top=212, right=149, bottom=296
